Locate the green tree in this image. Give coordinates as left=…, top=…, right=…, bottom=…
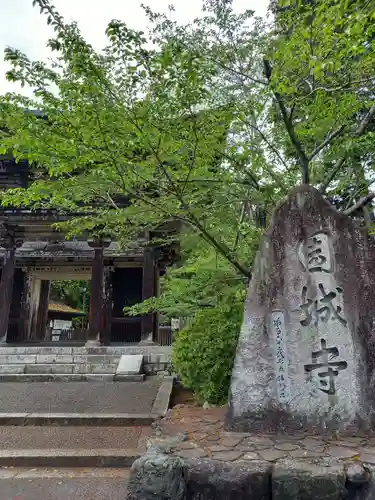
left=50, top=280, right=90, bottom=311
left=0, top=0, right=374, bottom=400
left=0, top=0, right=374, bottom=284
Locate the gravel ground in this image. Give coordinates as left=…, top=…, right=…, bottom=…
left=0, top=379, right=161, bottom=414
left=0, top=426, right=142, bottom=450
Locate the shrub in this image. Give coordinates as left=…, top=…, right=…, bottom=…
left=172, top=299, right=243, bottom=405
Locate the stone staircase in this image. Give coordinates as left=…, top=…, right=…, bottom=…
left=0, top=345, right=171, bottom=381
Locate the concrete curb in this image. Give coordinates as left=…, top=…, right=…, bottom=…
left=151, top=376, right=174, bottom=417
left=0, top=449, right=140, bottom=468
left=0, top=412, right=156, bottom=426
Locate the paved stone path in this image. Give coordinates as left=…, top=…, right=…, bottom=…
left=153, top=406, right=375, bottom=467
left=0, top=426, right=143, bottom=450
left=0, top=468, right=130, bottom=500
left=0, top=380, right=161, bottom=414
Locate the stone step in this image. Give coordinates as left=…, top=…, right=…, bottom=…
left=0, top=448, right=140, bottom=467
left=0, top=354, right=121, bottom=364
left=0, top=373, right=118, bottom=382
left=0, top=413, right=155, bottom=426
left=0, top=469, right=131, bottom=500
left=0, top=424, right=149, bottom=446
left=25, top=364, right=118, bottom=374
left=0, top=346, right=171, bottom=356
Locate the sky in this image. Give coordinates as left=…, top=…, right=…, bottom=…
left=0, top=0, right=269, bottom=96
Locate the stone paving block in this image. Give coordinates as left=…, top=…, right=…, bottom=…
left=73, top=364, right=87, bottom=374
left=360, top=453, right=375, bottom=465
left=207, top=445, right=230, bottom=452
left=85, top=374, right=115, bottom=381
left=25, top=364, right=74, bottom=374
left=211, top=451, right=244, bottom=462
left=0, top=347, right=27, bottom=355
left=302, top=438, right=326, bottom=449
left=88, top=364, right=118, bottom=374
left=272, top=458, right=346, bottom=500
left=274, top=442, right=301, bottom=452
left=0, top=354, right=36, bottom=364
left=36, top=355, right=73, bottom=364
left=72, top=355, right=87, bottom=363
left=289, top=449, right=323, bottom=459
left=183, top=458, right=271, bottom=500
left=114, top=374, right=145, bottom=382
left=241, top=452, right=260, bottom=460
left=35, top=347, right=74, bottom=355
left=0, top=364, right=24, bottom=374
left=241, top=436, right=275, bottom=448
left=177, top=448, right=208, bottom=459
left=219, top=436, right=244, bottom=448
left=258, top=448, right=288, bottom=462
left=325, top=446, right=359, bottom=459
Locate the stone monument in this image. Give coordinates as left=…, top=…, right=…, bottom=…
left=226, top=185, right=375, bottom=434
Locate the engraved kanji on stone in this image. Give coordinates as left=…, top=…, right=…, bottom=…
left=300, top=283, right=347, bottom=327
left=299, top=232, right=332, bottom=273
left=304, top=339, right=348, bottom=395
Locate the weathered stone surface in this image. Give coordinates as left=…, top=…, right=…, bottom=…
left=219, top=437, right=243, bottom=448
left=211, top=451, right=243, bottom=461
left=241, top=452, right=260, bottom=460
left=274, top=442, right=300, bottom=452
left=272, top=458, right=346, bottom=500
left=227, top=186, right=375, bottom=434
left=126, top=451, right=186, bottom=500
left=258, top=449, right=288, bottom=462
left=183, top=458, right=271, bottom=500
left=177, top=448, right=208, bottom=459
left=326, top=446, right=358, bottom=459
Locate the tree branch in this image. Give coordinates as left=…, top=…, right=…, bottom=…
left=318, top=158, right=345, bottom=194
left=232, top=200, right=246, bottom=252
left=299, top=77, right=375, bottom=100
left=263, top=59, right=310, bottom=184
left=344, top=192, right=375, bottom=215
left=238, top=115, right=290, bottom=171
left=187, top=210, right=251, bottom=278
left=308, top=126, right=346, bottom=161
left=319, top=103, right=375, bottom=193
left=355, top=102, right=375, bottom=137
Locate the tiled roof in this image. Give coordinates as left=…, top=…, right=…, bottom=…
left=48, top=302, right=85, bottom=315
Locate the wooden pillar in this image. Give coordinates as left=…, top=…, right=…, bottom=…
left=35, top=280, right=50, bottom=340
left=0, top=235, right=17, bottom=342
left=101, top=269, right=113, bottom=346
left=7, top=269, right=26, bottom=343
left=87, top=239, right=110, bottom=346
left=29, top=278, right=42, bottom=340
left=20, top=272, right=32, bottom=342
left=141, top=246, right=156, bottom=343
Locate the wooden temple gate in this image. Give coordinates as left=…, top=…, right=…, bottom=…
left=0, top=158, right=174, bottom=345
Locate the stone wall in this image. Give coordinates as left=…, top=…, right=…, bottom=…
left=126, top=448, right=374, bottom=500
